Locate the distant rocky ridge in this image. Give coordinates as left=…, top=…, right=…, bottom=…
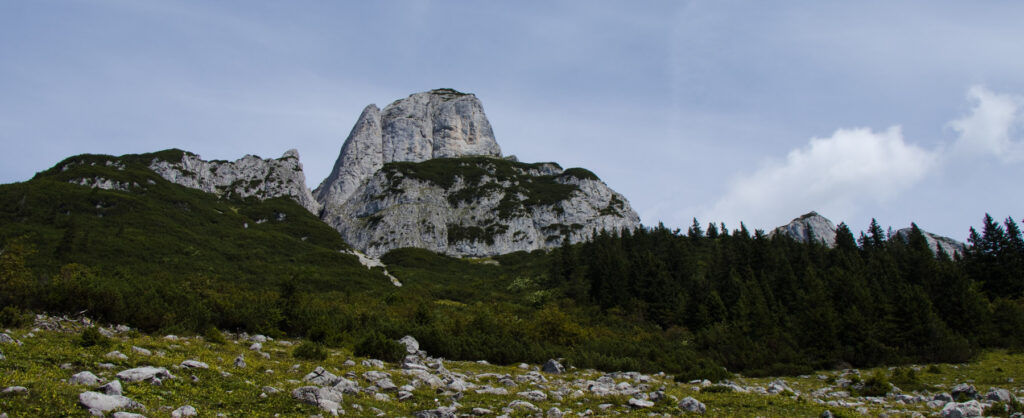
left=149, top=150, right=321, bottom=214
left=97, top=89, right=639, bottom=257
left=772, top=211, right=965, bottom=256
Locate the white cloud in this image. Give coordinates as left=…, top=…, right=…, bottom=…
left=706, top=126, right=937, bottom=230
left=949, top=85, right=1024, bottom=162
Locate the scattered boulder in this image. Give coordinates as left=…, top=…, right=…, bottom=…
left=78, top=391, right=145, bottom=414
left=941, top=400, right=983, bottom=418
left=131, top=346, right=151, bottom=356
left=508, top=400, right=541, bottom=412
left=117, top=366, right=175, bottom=383
left=111, top=412, right=146, bottom=418
left=234, top=355, right=246, bottom=368
left=303, top=366, right=340, bottom=386
left=628, top=397, right=654, bottom=408
left=414, top=407, right=457, bottom=418
left=679, top=396, right=707, bottom=414
left=69, top=371, right=102, bottom=386
left=1, top=386, right=28, bottom=396
left=518, top=390, right=548, bottom=402
left=542, top=359, right=565, bottom=374
left=0, top=333, right=20, bottom=345
left=105, top=351, right=128, bottom=360
left=547, top=406, right=564, bottom=417
left=99, top=380, right=123, bottom=396
left=399, top=335, right=420, bottom=354
left=180, top=360, right=209, bottom=369
left=292, top=386, right=344, bottom=415
left=986, top=387, right=1012, bottom=402
left=951, top=383, right=979, bottom=400
left=171, top=405, right=198, bottom=417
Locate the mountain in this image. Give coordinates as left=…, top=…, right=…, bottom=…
left=893, top=227, right=966, bottom=257
left=769, top=212, right=838, bottom=247
left=771, top=211, right=965, bottom=256
left=314, top=89, right=640, bottom=257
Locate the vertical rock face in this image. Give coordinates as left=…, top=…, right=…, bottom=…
left=315, top=89, right=639, bottom=257
left=771, top=212, right=838, bottom=247
left=315, top=89, right=502, bottom=218
left=313, top=105, right=383, bottom=210
left=149, top=150, right=321, bottom=214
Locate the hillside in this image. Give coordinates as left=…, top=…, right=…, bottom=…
left=0, top=150, right=395, bottom=332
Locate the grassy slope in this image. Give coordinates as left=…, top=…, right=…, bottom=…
left=0, top=150, right=390, bottom=293
left=1, top=323, right=1021, bottom=417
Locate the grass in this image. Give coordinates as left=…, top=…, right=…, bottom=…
left=3, top=321, right=1023, bottom=417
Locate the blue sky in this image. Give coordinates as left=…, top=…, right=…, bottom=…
left=2, top=1, right=1023, bottom=240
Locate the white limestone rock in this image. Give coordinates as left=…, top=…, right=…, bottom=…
left=315, top=89, right=639, bottom=257
left=771, top=212, right=838, bottom=247
left=149, top=149, right=321, bottom=214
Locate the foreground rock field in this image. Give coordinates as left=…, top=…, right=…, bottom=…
left=1, top=315, right=1022, bottom=417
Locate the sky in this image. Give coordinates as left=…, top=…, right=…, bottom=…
left=2, top=1, right=1023, bottom=241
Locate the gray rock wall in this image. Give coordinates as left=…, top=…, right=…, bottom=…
left=149, top=150, right=321, bottom=214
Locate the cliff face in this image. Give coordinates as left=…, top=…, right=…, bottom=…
left=770, top=212, right=838, bottom=247
left=315, top=89, right=639, bottom=257
left=893, top=228, right=966, bottom=257
left=322, top=157, right=639, bottom=258
left=148, top=149, right=321, bottom=214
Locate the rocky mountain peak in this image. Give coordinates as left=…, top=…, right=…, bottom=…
left=771, top=211, right=838, bottom=247
left=893, top=227, right=966, bottom=257
left=315, top=89, right=502, bottom=213
left=314, top=89, right=640, bottom=257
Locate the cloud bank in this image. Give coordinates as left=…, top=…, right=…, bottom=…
left=707, top=85, right=1024, bottom=231
left=707, top=126, right=937, bottom=230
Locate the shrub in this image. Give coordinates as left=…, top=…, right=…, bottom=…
left=354, top=331, right=405, bottom=362
left=292, top=341, right=328, bottom=360
left=857, top=370, right=891, bottom=397
left=0, top=306, right=30, bottom=328
left=673, top=358, right=733, bottom=383
left=79, top=327, right=110, bottom=347
left=983, top=398, right=1024, bottom=417
left=926, top=364, right=942, bottom=374
left=204, top=326, right=227, bottom=345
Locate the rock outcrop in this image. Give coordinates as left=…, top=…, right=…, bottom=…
left=771, top=212, right=966, bottom=256
left=315, top=89, right=502, bottom=217
left=893, top=227, right=965, bottom=257
left=315, top=89, right=639, bottom=257
left=771, top=212, right=838, bottom=247
left=149, top=149, right=321, bottom=214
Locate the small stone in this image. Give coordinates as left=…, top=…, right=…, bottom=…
left=131, top=346, right=151, bottom=356
left=111, top=413, right=146, bottom=418
left=171, top=405, right=198, bottom=417
left=70, top=371, right=103, bottom=386
left=99, top=380, right=122, bottom=396
left=105, top=351, right=128, bottom=360
left=180, top=360, right=209, bottom=369
left=542, top=359, right=565, bottom=374
left=249, top=342, right=262, bottom=351
left=234, top=355, right=246, bottom=368
left=117, top=366, right=175, bottom=382
left=517, top=390, right=547, bottom=402
left=78, top=391, right=144, bottom=413
left=628, top=398, right=654, bottom=408
left=472, top=407, right=492, bottom=415
left=679, top=397, right=706, bottom=414
left=1, top=386, right=29, bottom=396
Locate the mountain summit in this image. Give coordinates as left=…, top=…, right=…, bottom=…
left=314, top=89, right=640, bottom=257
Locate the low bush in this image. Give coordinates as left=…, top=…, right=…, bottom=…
left=0, top=306, right=30, bottom=328
left=354, top=331, right=405, bottom=362
left=79, top=327, right=110, bottom=347
left=292, top=341, right=328, bottom=360
left=204, top=326, right=227, bottom=345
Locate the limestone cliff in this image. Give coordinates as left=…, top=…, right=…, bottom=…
left=770, top=212, right=838, bottom=247
left=149, top=150, right=321, bottom=214
left=316, top=89, right=639, bottom=257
